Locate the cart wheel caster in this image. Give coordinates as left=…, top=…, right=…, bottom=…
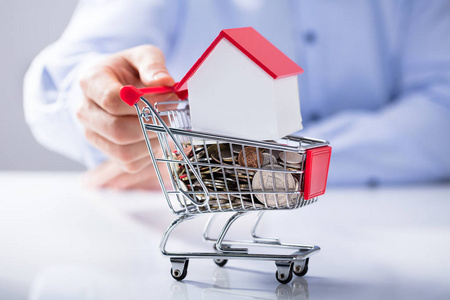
left=275, top=263, right=293, bottom=284
left=293, top=258, right=309, bottom=277
left=214, top=258, right=228, bottom=267
left=171, top=259, right=189, bottom=281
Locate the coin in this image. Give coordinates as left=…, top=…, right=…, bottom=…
left=178, top=180, right=188, bottom=191
left=193, top=145, right=205, bottom=152
left=243, top=202, right=265, bottom=209
left=174, top=140, right=302, bottom=210
left=238, top=147, right=264, bottom=168
left=179, top=173, right=197, bottom=181
left=232, top=144, right=244, bottom=154
left=262, top=153, right=277, bottom=167
left=192, top=146, right=205, bottom=156
left=208, top=144, right=235, bottom=164
left=200, top=167, right=222, bottom=175
left=225, top=169, right=255, bottom=177
left=209, top=195, right=232, bottom=205
left=251, top=170, right=298, bottom=207
left=199, top=158, right=210, bottom=163
left=178, top=180, right=203, bottom=203
left=209, top=203, right=234, bottom=211
left=279, top=151, right=303, bottom=164
left=279, top=162, right=302, bottom=170
left=203, top=179, right=227, bottom=186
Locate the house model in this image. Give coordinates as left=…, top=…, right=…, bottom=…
left=173, top=27, right=304, bottom=140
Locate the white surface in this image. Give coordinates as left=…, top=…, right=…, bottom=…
left=188, top=38, right=302, bottom=140
left=274, top=76, right=303, bottom=135
left=0, top=172, right=449, bottom=300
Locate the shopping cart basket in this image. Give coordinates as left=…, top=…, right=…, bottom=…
left=120, top=85, right=332, bottom=284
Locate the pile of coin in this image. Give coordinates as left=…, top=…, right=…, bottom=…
left=173, top=142, right=304, bottom=211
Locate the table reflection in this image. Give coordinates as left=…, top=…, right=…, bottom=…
left=170, top=267, right=309, bottom=300
left=30, top=265, right=310, bottom=300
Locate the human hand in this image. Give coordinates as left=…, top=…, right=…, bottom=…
left=83, top=159, right=169, bottom=190
left=76, top=45, right=177, bottom=189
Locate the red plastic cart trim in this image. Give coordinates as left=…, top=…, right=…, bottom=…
left=174, top=27, right=304, bottom=99
left=120, top=85, right=177, bottom=106
left=303, top=146, right=332, bottom=200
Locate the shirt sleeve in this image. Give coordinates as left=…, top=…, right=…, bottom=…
left=23, top=0, right=182, bottom=168
left=299, top=0, right=450, bottom=185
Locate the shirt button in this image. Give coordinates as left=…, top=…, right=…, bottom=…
left=303, top=31, right=317, bottom=45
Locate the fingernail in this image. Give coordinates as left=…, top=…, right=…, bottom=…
left=153, top=71, right=170, bottom=81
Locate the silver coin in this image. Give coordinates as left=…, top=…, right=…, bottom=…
left=251, top=170, right=299, bottom=207
left=262, top=164, right=284, bottom=171
left=279, top=151, right=303, bottom=164
left=196, top=158, right=210, bottom=163
left=199, top=167, right=222, bottom=175
left=269, top=149, right=282, bottom=160
left=193, top=146, right=205, bottom=152
left=209, top=202, right=234, bottom=209
left=189, top=150, right=205, bottom=161
left=230, top=194, right=252, bottom=200
left=279, top=162, right=302, bottom=170
left=210, top=196, right=232, bottom=205
left=178, top=181, right=205, bottom=204
left=243, top=202, right=265, bottom=209
left=178, top=180, right=188, bottom=191
left=235, top=170, right=256, bottom=177
left=262, top=153, right=278, bottom=167
left=202, top=179, right=227, bottom=186
left=208, top=144, right=235, bottom=164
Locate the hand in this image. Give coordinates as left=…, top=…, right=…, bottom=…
left=76, top=45, right=177, bottom=189
left=83, top=159, right=169, bottom=190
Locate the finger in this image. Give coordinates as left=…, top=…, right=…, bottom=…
left=122, top=45, right=179, bottom=109
left=84, top=129, right=149, bottom=165
left=121, top=156, right=152, bottom=174
left=82, top=160, right=123, bottom=188
left=125, top=175, right=162, bottom=190
left=122, top=45, right=175, bottom=87
left=104, top=160, right=160, bottom=190
left=77, top=99, right=145, bottom=145
left=80, top=67, right=136, bottom=116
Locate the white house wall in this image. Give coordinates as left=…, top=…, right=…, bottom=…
left=273, top=76, right=303, bottom=137
left=187, top=38, right=278, bottom=140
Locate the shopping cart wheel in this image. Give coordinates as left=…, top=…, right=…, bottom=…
left=170, top=259, right=189, bottom=281
left=275, top=263, right=293, bottom=284
left=213, top=258, right=228, bottom=267
left=293, top=258, right=309, bottom=277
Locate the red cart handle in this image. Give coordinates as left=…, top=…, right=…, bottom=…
left=120, top=85, right=176, bottom=106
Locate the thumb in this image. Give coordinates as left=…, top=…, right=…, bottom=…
left=123, top=45, right=175, bottom=87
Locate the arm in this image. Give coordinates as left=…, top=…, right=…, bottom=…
left=23, top=0, right=181, bottom=168
left=301, top=0, right=450, bottom=185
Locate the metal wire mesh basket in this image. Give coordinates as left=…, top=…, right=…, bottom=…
left=139, top=99, right=330, bottom=215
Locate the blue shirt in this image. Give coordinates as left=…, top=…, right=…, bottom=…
left=24, top=0, right=450, bottom=185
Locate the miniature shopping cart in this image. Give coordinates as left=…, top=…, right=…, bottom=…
left=120, top=85, right=332, bottom=284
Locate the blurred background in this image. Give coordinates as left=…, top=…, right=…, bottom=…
left=0, top=0, right=81, bottom=171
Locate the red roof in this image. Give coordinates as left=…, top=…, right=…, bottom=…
left=174, top=27, right=304, bottom=99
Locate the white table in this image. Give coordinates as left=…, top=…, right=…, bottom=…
left=1, top=172, right=449, bottom=300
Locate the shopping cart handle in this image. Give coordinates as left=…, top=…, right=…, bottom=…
left=120, top=85, right=176, bottom=106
